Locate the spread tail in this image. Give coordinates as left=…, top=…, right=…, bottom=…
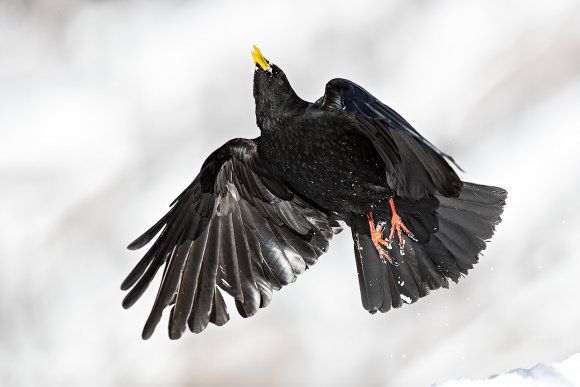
left=350, top=182, right=507, bottom=313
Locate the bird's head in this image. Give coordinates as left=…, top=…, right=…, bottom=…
left=251, top=45, right=305, bottom=130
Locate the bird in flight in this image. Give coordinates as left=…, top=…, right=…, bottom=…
left=122, top=46, right=507, bottom=339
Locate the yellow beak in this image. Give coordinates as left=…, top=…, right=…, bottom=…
left=251, top=45, right=270, bottom=71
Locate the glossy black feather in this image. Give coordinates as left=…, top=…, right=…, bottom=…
left=124, top=55, right=507, bottom=339
left=317, top=78, right=462, bottom=199
left=350, top=182, right=506, bottom=313
left=124, top=138, right=340, bottom=338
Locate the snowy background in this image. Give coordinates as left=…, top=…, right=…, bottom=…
left=2, top=0, right=580, bottom=386
left=438, top=354, right=580, bottom=387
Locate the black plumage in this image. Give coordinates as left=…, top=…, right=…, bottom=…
left=123, top=46, right=506, bottom=339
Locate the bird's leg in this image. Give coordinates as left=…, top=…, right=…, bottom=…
left=386, top=198, right=417, bottom=256
left=367, top=212, right=393, bottom=263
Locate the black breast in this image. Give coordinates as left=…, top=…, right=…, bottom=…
left=258, top=111, right=392, bottom=213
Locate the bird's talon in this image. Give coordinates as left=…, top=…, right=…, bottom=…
left=367, top=199, right=415, bottom=263
left=367, top=198, right=418, bottom=258
left=367, top=212, right=394, bottom=263
left=399, top=241, right=406, bottom=256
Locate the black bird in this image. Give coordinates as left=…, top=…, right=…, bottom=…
left=122, top=46, right=507, bottom=339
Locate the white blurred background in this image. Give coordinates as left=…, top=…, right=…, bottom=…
left=1, top=0, right=580, bottom=386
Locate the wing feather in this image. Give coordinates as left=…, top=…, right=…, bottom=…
left=188, top=218, right=221, bottom=334
left=318, top=78, right=461, bottom=198
left=123, top=138, right=341, bottom=338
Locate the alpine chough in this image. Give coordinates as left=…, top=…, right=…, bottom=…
left=122, top=46, right=507, bottom=339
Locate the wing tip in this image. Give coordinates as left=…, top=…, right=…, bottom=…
left=127, top=240, right=141, bottom=250
left=121, top=295, right=134, bottom=309
left=141, top=328, right=153, bottom=340
left=169, top=318, right=186, bottom=340
left=141, top=321, right=156, bottom=340
left=120, top=277, right=133, bottom=291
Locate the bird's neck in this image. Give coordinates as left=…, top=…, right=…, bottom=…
left=255, top=93, right=308, bottom=132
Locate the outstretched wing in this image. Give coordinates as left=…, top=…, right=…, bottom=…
left=317, top=78, right=461, bottom=199
left=122, top=138, right=342, bottom=339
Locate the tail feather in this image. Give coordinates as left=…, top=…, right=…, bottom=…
left=352, top=228, right=390, bottom=312
left=351, top=182, right=507, bottom=313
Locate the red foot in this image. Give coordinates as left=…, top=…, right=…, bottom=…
left=367, top=198, right=418, bottom=263
left=367, top=212, right=393, bottom=263
left=387, top=198, right=418, bottom=255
